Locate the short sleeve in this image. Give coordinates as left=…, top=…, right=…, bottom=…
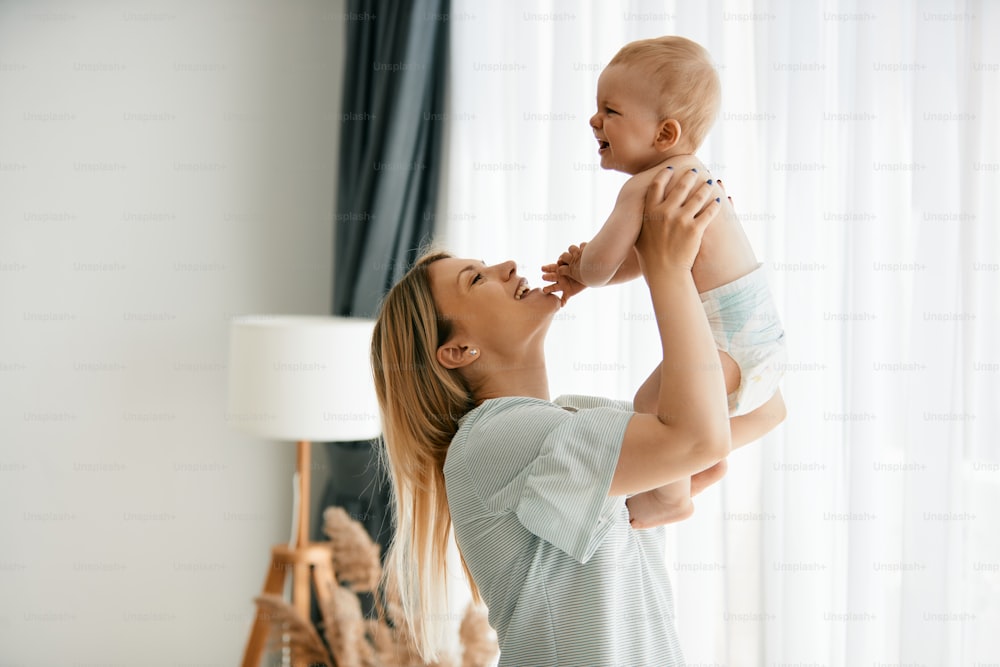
left=514, top=405, right=633, bottom=564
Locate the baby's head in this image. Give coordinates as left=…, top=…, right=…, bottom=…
left=591, top=36, right=720, bottom=174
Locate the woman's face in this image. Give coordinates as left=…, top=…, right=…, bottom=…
left=428, top=257, right=562, bottom=360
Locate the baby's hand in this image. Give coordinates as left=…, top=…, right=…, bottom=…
left=542, top=243, right=588, bottom=305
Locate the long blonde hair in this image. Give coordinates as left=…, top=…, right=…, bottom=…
left=370, top=250, right=480, bottom=659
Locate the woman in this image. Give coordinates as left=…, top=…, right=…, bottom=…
left=371, top=169, right=785, bottom=664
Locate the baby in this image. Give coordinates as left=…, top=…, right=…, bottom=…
left=543, top=36, right=786, bottom=526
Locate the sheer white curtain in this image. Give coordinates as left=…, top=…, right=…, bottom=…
left=437, top=1, right=999, bottom=664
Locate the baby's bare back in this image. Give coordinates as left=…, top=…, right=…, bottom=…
left=657, top=155, right=759, bottom=292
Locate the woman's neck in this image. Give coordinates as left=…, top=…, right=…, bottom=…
left=468, top=354, right=551, bottom=405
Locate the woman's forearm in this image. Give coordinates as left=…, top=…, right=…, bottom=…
left=637, top=364, right=785, bottom=448
left=644, top=262, right=730, bottom=445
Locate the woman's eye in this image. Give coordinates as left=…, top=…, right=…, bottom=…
left=472, top=273, right=483, bottom=284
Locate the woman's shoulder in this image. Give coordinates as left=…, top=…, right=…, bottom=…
left=446, top=397, right=566, bottom=478
left=444, top=394, right=636, bottom=502
left=448, top=395, right=632, bottom=463
left=456, top=396, right=565, bottom=438
left=553, top=394, right=634, bottom=412
left=457, top=394, right=632, bottom=434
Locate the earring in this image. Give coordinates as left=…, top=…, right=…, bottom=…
left=468, top=348, right=479, bottom=356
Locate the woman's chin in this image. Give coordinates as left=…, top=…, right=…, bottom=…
left=514, top=290, right=562, bottom=335
left=529, top=288, right=564, bottom=311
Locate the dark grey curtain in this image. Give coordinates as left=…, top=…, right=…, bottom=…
left=313, top=1, right=450, bottom=627
left=333, top=0, right=450, bottom=318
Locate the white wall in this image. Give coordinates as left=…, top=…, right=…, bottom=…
left=0, top=0, right=346, bottom=663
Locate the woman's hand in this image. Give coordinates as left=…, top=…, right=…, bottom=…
left=634, top=168, right=721, bottom=274
left=716, top=178, right=734, bottom=208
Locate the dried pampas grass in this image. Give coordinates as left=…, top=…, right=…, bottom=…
left=323, top=506, right=382, bottom=593
left=255, top=506, right=498, bottom=667
left=320, top=580, right=373, bottom=667
left=459, top=604, right=498, bottom=667
left=253, top=594, right=332, bottom=667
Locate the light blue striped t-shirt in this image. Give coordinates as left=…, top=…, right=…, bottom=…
left=443, top=394, right=684, bottom=666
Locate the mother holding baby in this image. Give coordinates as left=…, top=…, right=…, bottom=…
left=371, top=168, right=785, bottom=664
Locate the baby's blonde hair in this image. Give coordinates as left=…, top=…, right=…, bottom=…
left=609, top=35, right=721, bottom=151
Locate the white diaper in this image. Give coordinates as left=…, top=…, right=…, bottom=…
left=700, top=264, right=786, bottom=416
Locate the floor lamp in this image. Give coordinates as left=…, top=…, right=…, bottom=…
left=227, top=315, right=381, bottom=667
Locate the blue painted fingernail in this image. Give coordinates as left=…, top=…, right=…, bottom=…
left=707, top=179, right=714, bottom=185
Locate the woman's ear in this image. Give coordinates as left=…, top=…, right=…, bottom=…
left=654, top=118, right=682, bottom=151
left=437, top=340, right=479, bottom=370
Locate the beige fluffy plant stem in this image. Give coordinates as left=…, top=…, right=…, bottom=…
left=256, top=506, right=498, bottom=666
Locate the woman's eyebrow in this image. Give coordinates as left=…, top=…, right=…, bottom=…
left=457, top=265, right=476, bottom=285
left=456, top=261, right=487, bottom=287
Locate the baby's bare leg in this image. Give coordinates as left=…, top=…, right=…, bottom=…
left=721, top=347, right=741, bottom=394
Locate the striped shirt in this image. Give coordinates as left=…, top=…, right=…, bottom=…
left=444, top=394, right=684, bottom=666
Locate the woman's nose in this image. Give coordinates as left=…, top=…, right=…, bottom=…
left=495, top=260, right=517, bottom=280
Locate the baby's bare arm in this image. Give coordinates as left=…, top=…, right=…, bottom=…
left=580, top=156, right=755, bottom=291
left=575, top=167, right=662, bottom=286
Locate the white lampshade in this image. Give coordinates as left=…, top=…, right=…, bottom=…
left=227, top=315, right=381, bottom=442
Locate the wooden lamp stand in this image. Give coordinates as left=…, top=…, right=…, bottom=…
left=228, top=315, right=380, bottom=667
left=241, top=440, right=338, bottom=667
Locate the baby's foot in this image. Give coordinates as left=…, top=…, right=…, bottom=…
left=626, top=490, right=694, bottom=529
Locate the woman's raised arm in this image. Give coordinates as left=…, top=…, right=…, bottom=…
left=610, top=169, right=731, bottom=496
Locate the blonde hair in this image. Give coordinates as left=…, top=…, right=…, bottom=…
left=370, top=249, right=480, bottom=659
left=609, top=35, right=721, bottom=151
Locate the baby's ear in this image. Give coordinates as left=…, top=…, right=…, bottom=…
left=655, top=119, right=682, bottom=151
